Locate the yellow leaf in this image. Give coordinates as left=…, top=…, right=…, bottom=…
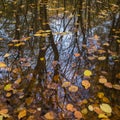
left=0, top=116, right=3, bottom=120
left=98, top=114, right=108, bottom=119
left=97, top=92, right=104, bottom=99
left=4, top=53, right=11, bottom=58
left=84, top=70, right=92, bottom=77
left=0, top=62, right=7, bottom=68
left=68, top=85, right=78, bottom=92
left=4, top=84, right=13, bottom=91
left=44, top=111, right=55, bottom=120
left=18, top=109, right=27, bottom=120
left=25, top=97, right=33, bottom=106
left=88, top=105, right=94, bottom=111
left=40, top=57, right=45, bottom=61
left=100, top=103, right=112, bottom=114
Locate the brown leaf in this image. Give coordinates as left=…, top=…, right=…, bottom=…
left=18, top=109, right=27, bottom=119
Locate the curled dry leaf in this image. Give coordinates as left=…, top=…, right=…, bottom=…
left=82, top=80, right=91, bottom=89
left=100, top=103, right=112, bottom=114
left=62, top=81, right=71, bottom=88
left=84, top=70, right=92, bottom=77
left=74, top=111, right=83, bottom=119
left=66, top=104, right=74, bottom=112
left=44, top=111, right=55, bottom=120
left=68, top=85, right=78, bottom=92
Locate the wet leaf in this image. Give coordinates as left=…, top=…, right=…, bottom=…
left=74, top=111, right=83, bottom=119
left=97, top=92, right=104, bottom=98
left=25, top=97, right=33, bottom=106
left=4, top=84, right=13, bottom=91
left=82, top=80, right=91, bottom=89
left=84, top=70, right=92, bottom=77
left=98, top=56, right=106, bottom=61
left=0, top=116, right=3, bottom=120
left=102, top=97, right=110, bottom=103
left=6, top=92, right=12, bottom=97
left=98, top=114, right=108, bottom=119
left=0, top=109, right=8, bottom=114
left=0, top=62, right=7, bottom=68
left=40, top=57, right=45, bottom=61
left=99, top=76, right=107, bottom=84
left=27, top=115, right=35, bottom=120
left=104, top=82, right=112, bottom=88
left=81, top=108, right=88, bottom=114
left=4, top=53, right=11, bottom=58
left=74, top=53, right=80, bottom=57
left=14, top=78, right=22, bottom=84
left=93, top=107, right=104, bottom=114
left=44, top=111, right=55, bottom=120
left=62, top=81, right=71, bottom=88
left=112, top=84, right=120, bottom=90
left=100, top=103, right=112, bottom=114
left=66, top=104, right=74, bottom=111
left=68, top=85, right=78, bottom=92
left=18, top=109, right=27, bottom=120
left=88, top=105, right=94, bottom=111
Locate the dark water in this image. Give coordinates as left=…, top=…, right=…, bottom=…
left=0, top=1, right=120, bottom=120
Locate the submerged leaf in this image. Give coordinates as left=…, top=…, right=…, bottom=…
left=4, top=84, right=13, bottom=91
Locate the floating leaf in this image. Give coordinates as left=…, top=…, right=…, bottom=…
left=100, top=103, right=112, bottom=114
left=97, top=92, right=104, bottom=99
left=18, top=109, right=27, bottom=120
left=81, top=108, right=88, bottom=115
left=112, top=84, right=120, bottom=90
left=98, top=56, right=106, bottom=61
left=98, top=114, right=108, bottom=119
left=0, top=116, right=3, bottom=120
left=62, top=81, right=71, bottom=88
left=66, top=104, right=74, bottom=112
left=74, top=111, right=83, bottom=119
left=82, top=80, right=91, bottom=89
left=84, top=70, right=92, bottom=77
left=0, top=109, right=8, bottom=114
left=44, top=111, right=55, bottom=120
left=104, top=82, right=112, bottom=88
left=0, top=62, right=7, bottom=68
left=4, top=84, right=13, bottom=91
left=88, top=105, right=94, bottom=111
left=68, top=85, right=78, bottom=92
left=74, top=53, right=80, bottom=57
left=4, top=53, right=10, bottom=58
left=99, top=76, right=107, bottom=84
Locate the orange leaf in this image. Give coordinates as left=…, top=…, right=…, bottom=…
left=18, top=109, right=27, bottom=119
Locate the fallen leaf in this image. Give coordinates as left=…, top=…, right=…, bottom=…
left=112, top=84, right=120, bottom=90
left=4, top=53, right=11, bottom=58
left=88, top=105, right=94, bottom=111
left=97, top=92, right=104, bottom=99
left=0, top=62, right=7, bottom=68
left=18, top=109, right=27, bottom=119
left=25, top=97, right=33, bottom=106
left=74, top=111, right=83, bottom=119
left=82, top=80, right=91, bottom=89
left=104, top=82, right=112, bottom=88
left=98, top=56, right=106, bottom=61
left=81, top=108, right=88, bottom=114
left=66, top=104, right=74, bottom=112
left=98, top=114, right=108, bottom=119
left=84, top=70, right=92, bottom=77
left=4, top=84, right=13, bottom=91
left=0, top=116, right=3, bottom=120
left=0, top=109, right=8, bottom=114
left=74, top=53, right=80, bottom=57
left=44, top=111, right=55, bottom=120
left=100, top=103, right=112, bottom=114
left=99, top=76, right=107, bottom=84
left=68, top=85, right=78, bottom=92
left=62, top=81, right=71, bottom=88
